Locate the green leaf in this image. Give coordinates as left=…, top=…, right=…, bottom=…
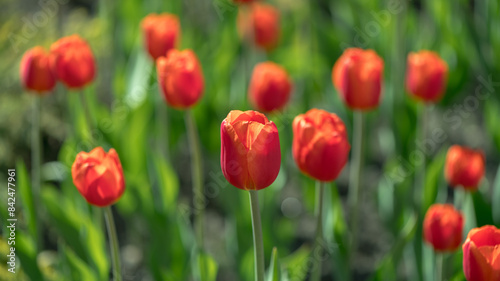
left=61, top=244, right=98, bottom=281
left=422, top=148, right=447, bottom=212
left=16, top=160, right=38, bottom=246
left=266, top=247, right=280, bottom=281
left=16, top=232, right=43, bottom=281
left=196, top=252, right=218, bottom=281
left=492, top=164, right=500, bottom=226
left=152, top=155, right=179, bottom=214
left=281, top=245, right=310, bottom=281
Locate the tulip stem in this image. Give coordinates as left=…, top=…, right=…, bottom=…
left=79, top=90, right=95, bottom=144
left=311, top=181, right=325, bottom=281
left=249, top=190, right=265, bottom=281
left=348, top=111, right=363, bottom=268
left=435, top=252, right=443, bottom=281
left=185, top=110, right=206, bottom=280
left=32, top=96, right=42, bottom=250
left=104, top=206, right=122, bottom=281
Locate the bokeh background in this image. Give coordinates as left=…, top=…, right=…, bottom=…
left=1, top=0, right=500, bottom=280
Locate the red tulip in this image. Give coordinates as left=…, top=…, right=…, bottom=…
left=463, top=225, right=500, bottom=281
left=237, top=3, right=280, bottom=50
left=423, top=204, right=464, bottom=252
left=292, top=109, right=350, bottom=182
left=71, top=147, right=125, bottom=207
left=221, top=110, right=281, bottom=190
left=50, top=35, right=96, bottom=89
left=141, top=13, right=180, bottom=60
left=332, top=48, right=384, bottom=111
left=19, top=46, right=56, bottom=94
left=156, top=49, right=204, bottom=109
left=445, top=145, right=485, bottom=191
left=406, top=50, right=448, bottom=103
left=249, top=62, right=292, bottom=112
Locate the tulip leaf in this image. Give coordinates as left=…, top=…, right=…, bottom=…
left=61, top=244, right=98, bottom=281
left=15, top=232, right=43, bottom=281
left=484, top=99, right=500, bottom=152
left=492, top=164, right=500, bottom=226
left=266, top=247, right=280, bottom=281
left=152, top=154, right=179, bottom=214
left=16, top=160, right=38, bottom=246
left=422, top=148, right=447, bottom=212
left=196, top=252, right=218, bottom=281
left=281, top=244, right=310, bottom=281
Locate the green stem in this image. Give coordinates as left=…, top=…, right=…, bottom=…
left=311, top=181, right=325, bottom=281
left=104, top=206, right=122, bottom=281
left=348, top=111, right=363, bottom=266
left=416, top=103, right=427, bottom=208
left=435, top=252, right=443, bottom=281
left=155, top=64, right=170, bottom=160
left=32, top=96, right=42, bottom=250
left=249, top=190, right=265, bottom=281
left=79, top=90, right=95, bottom=144
left=185, top=110, right=206, bottom=280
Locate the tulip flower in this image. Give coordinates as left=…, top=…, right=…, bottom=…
left=249, top=62, right=292, bottom=112
left=423, top=204, right=464, bottom=252
left=332, top=48, right=384, bottom=111
left=50, top=35, right=96, bottom=89
left=141, top=13, right=180, bottom=60
left=221, top=110, right=281, bottom=281
left=463, top=225, right=500, bottom=281
left=72, top=147, right=124, bottom=280
left=221, top=110, right=281, bottom=190
left=19, top=46, right=56, bottom=94
left=292, top=109, right=350, bottom=182
left=156, top=49, right=204, bottom=109
left=406, top=50, right=448, bottom=103
left=445, top=145, right=485, bottom=191
left=71, top=147, right=125, bottom=207
left=237, top=3, right=280, bottom=50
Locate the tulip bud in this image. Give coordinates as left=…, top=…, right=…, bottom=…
left=445, top=145, right=485, bottom=191
left=463, top=225, right=500, bottom=281
left=406, top=50, right=448, bottom=103
left=332, top=48, right=384, bottom=111
left=141, top=13, right=181, bottom=60
left=423, top=204, right=464, bottom=252
left=249, top=62, right=292, bottom=112
left=237, top=3, right=280, bottom=50
left=221, top=110, right=281, bottom=190
left=19, top=46, right=56, bottom=94
left=50, top=35, right=96, bottom=89
left=156, top=49, right=204, bottom=109
left=292, top=109, right=350, bottom=182
left=71, top=147, right=125, bottom=207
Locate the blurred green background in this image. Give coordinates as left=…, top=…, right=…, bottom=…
left=1, top=0, right=500, bottom=280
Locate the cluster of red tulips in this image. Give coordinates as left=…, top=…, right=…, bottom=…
left=19, top=0, right=499, bottom=280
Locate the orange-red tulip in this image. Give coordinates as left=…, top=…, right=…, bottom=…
left=332, top=48, right=384, bottom=111
left=72, top=147, right=125, bottom=207
left=156, top=49, right=204, bottom=109
left=237, top=3, right=280, bottom=50
left=423, top=204, right=464, bottom=252
left=463, top=225, right=500, bottom=281
left=445, top=145, right=485, bottom=191
left=141, top=13, right=180, bottom=60
left=50, top=35, right=96, bottom=89
left=292, top=109, right=350, bottom=182
left=19, top=46, right=56, bottom=94
left=221, top=110, right=281, bottom=190
left=249, top=62, right=292, bottom=112
left=406, top=50, right=448, bottom=103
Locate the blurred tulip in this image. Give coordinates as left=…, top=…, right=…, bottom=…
left=332, top=48, right=384, bottom=111
left=20, top=46, right=56, bottom=94
left=406, top=50, right=448, bottom=103
left=221, top=110, right=281, bottom=190
left=50, top=35, right=96, bottom=89
left=249, top=62, right=292, bottom=112
left=156, top=49, right=204, bottom=109
left=72, top=147, right=125, bottom=207
left=141, top=13, right=180, bottom=60
left=292, top=109, right=350, bottom=182
left=423, top=204, right=464, bottom=252
left=463, top=225, right=500, bottom=281
left=445, top=145, right=485, bottom=191
left=237, top=3, right=280, bottom=50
